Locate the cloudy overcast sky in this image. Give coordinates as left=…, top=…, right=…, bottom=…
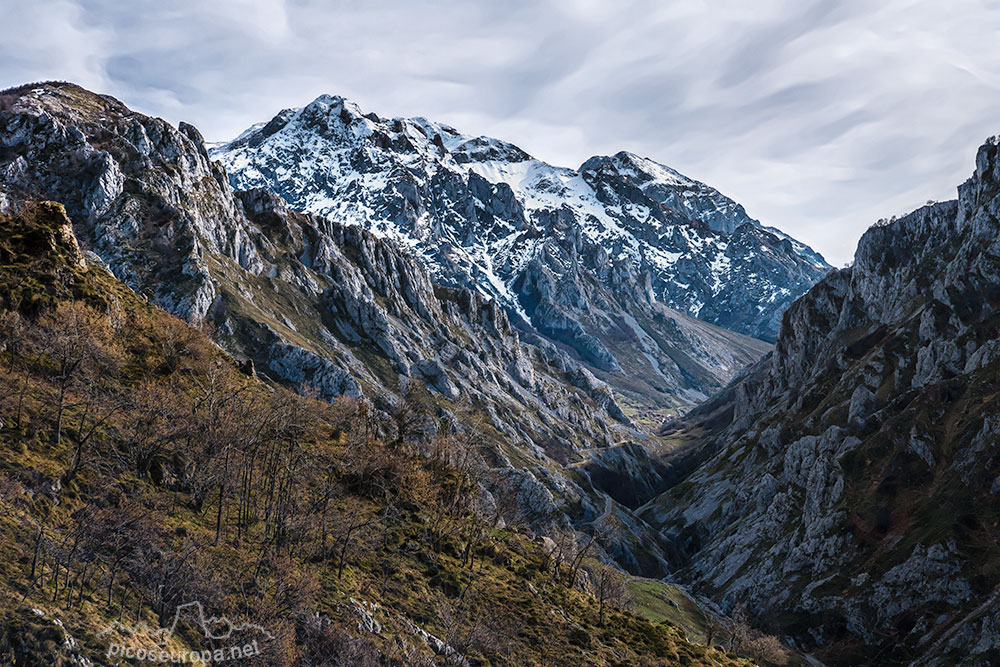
left=5, top=0, right=1000, bottom=265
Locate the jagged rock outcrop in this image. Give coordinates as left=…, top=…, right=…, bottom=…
left=640, top=136, right=1000, bottom=665
left=0, top=83, right=267, bottom=321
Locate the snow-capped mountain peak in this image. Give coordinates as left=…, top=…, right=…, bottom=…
left=212, top=95, right=830, bottom=344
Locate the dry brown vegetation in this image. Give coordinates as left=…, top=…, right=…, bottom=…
left=0, top=203, right=754, bottom=665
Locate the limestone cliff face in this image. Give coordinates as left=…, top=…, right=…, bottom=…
left=0, top=83, right=269, bottom=321
left=641, top=137, right=1000, bottom=664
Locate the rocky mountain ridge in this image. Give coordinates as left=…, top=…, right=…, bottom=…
left=213, top=95, right=829, bottom=342
left=212, top=94, right=825, bottom=411
left=640, top=136, right=1000, bottom=665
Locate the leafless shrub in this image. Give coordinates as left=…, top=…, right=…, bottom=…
left=729, top=603, right=789, bottom=665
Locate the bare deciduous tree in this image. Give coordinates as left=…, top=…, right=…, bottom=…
left=589, top=563, right=630, bottom=626
left=729, top=603, right=789, bottom=665
left=33, top=302, right=120, bottom=445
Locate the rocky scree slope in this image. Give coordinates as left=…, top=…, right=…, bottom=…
left=212, top=95, right=818, bottom=408
left=0, top=81, right=693, bottom=575
left=641, top=137, right=1000, bottom=665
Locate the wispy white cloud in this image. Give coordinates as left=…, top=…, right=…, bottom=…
left=4, top=0, right=1000, bottom=264
left=2, top=1, right=113, bottom=91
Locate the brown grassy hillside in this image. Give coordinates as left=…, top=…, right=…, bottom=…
left=0, top=201, right=752, bottom=666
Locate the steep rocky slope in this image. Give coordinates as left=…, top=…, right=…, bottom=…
left=641, top=137, right=1000, bottom=665
left=212, top=95, right=820, bottom=411
left=0, top=203, right=754, bottom=666
left=0, top=81, right=763, bottom=576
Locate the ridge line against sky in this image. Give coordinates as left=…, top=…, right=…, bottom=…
left=5, top=0, right=1000, bottom=266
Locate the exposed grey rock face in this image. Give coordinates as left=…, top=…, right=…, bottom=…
left=847, top=384, right=875, bottom=426
left=575, top=441, right=666, bottom=508
left=265, top=340, right=363, bottom=399
left=212, top=94, right=824, bottom=412
left=347, top=598, right=383, bottom=635
left=0, top=84, right=267, bottom=322
left=870, top=542, right=971, bottom=623
left=640, top=136, right=1000, bottom=663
